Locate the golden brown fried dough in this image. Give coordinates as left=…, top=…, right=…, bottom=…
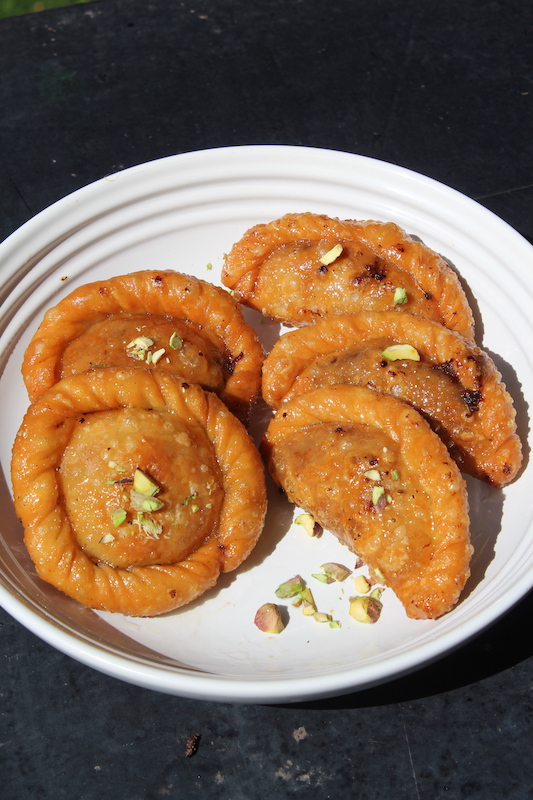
left=11, top=369, right=267, bottom=616
left=262, top=312, right=522, bottom=487
left=22, top=270, right=264, bottom=424
left=222, top=212, right=475, bottom=339
left=263, top=385, right=472, bottom=620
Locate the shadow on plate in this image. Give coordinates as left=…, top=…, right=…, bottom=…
left=285, top=586, right=533, bottom=710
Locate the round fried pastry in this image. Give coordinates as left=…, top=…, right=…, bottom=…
left=222, top=212, right=475, bottom=338
left=11, top=368, right=267, bottom=616
left=262, top=312, right=522, bottom=487
left=22, top=270, right=264, bottom=424
left=263, top=384, right=472, bottom=620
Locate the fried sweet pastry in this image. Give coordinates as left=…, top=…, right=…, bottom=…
left=262, top=312, right=522, bottom=487
left=22, top=270, right=264, bottom=424
left=11, top=368, right=267, bottom=616
left=222, top=212, right=475, bottom=339
left=263, top=385, right=472, bottom=620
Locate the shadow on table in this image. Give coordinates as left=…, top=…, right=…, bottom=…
left=285, top=587, right=533, bottom=710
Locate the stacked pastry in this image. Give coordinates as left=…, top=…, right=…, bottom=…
left=11, top=271, right=267, bottom=616
left=222, top=213, right=522, bottom=619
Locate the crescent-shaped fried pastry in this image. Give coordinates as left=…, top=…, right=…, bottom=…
left=11, top=368, right=267, bottom=616
left=22, top=270, right=264, bottom=424
left=222, top=212, right=475, bottom=339
left=262, top=385, right=472, bottom=620
left=262, top=312, right=522, bottom=487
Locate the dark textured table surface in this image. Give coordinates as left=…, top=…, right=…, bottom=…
left=1, top=1, right=533, bottom=798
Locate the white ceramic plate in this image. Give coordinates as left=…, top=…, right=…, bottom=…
left=1, top=145, right=532, bottom=704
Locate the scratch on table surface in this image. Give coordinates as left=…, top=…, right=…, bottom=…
left=401, top=708, right=421, bottom=800
left=474, top=182, right=533, bottom=200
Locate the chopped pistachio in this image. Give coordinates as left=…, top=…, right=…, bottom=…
left=100, top=532, right=115, bottom=544
left=313, top=611, right=332, bottom=623
left=372, top=485, right=385, bottom=506
left=393, top=287, right=408, bottom=305
left=130, top=491, right=158, bottom=511
left=182, top=491, right=198, bottom=506
left=190, top=504, right=199, bottom=513
left=299, top=588, right=317, bottom=615
left=108, top=460, right=126, bottom=472
left=134, top=513, right=163, bottom=539
left=206, top=262, right=213, bottom=271
left=127, top=336, right=153, bottom=351
left=151, top=348, right=166, bottom=365
left=349, top=595, right=383, bottom=624
left=371, top=566, right=386, bottom=584
left=370, top=587, right=385, bottom=601
left=111, top=508, right=127, bottom=527
left=275, top=575, right=305, bottom=599
left=141, top=497, right=165, bottom=512
left=312, top=572, right=331, bottom=584
left=133, top=468, right=160, bottom=496
left=381, top=343, right=420, bottom=362
left=364, top=469, right=381, bottom=481
left=354, top=575, right=371, bottom=594
left=319, top=243, right=343, bottom=266
left=391, top=469, right=400, bottom=480
left=329, top=620, right=342, bottom=629
left=320, top=562, right=351, bottom=582
left=294, top=512, right=323, bottom=537
left=254, top=603, right=285, bottom=634
left=169, top=332, right=183, bottom=350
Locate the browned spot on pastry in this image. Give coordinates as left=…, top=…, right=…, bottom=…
left=261, top=311, right=522, bottom=486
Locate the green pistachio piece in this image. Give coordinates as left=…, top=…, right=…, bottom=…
left=151, top=348, right=166, bottom=365
left=320, top=562, right=351, bottom=582
left=319, top=243, right=343, bottom=266
left=381, top=344, right=420, bottom=361
left=133, top=468, right=160, bottom=496
left=182, top=491, right=198, bottom=506
left=393, top=287, right=408, bottom=305
left=349, top=595, right=383, bottom=624
left=169, top=332, right=183, bottom=350
left=372, top=485, right=385, bottom=505
left=141, top=497, right=165, bottom=512
left=111, top=508, right=127, bottom=527
left=313, top=612, right=332, bottom=623
left=100, top=532, right=116, bottom=544
left=364, top=469, right=381, bottom=481
left=299, top=587, right=317, bottom=615
left=312, top=572, right=332, bottom=584
left=354, top=575, right=371, bottom=594
left=135, top=513, right=163, bottom=539
left=391, top=469, right=400, bottom=480
left=275, top=575, right=305, bottom=599
left=294, top=512, right=323, bottom=537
